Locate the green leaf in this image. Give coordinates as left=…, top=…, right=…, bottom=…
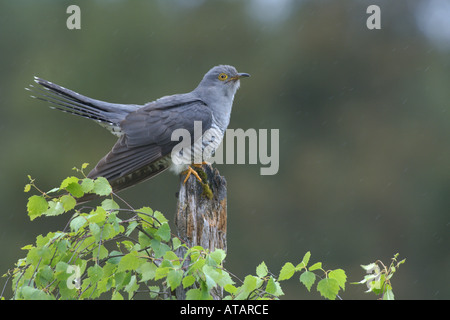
left=154, top=266, right=170, bottom=280
left=112, top=291, right=124, bottom=300
left=203, top=265, right=234, bottom=288
left=186, top=287, right=211, bottom=300
left=296, top=251, right=311, bottom=270
left=172, top=237, right=182, bottom=250
left=153, top=210, right=168, bottom=225
left=328, top=269, right=347, bottom=291
left=70, top=216, right=86, bottom=233
left=167, top=269, right=183, bottom=290
left=309, top=262, right=322, bottom=271
left=44, top=200, right=65, bottom=217
left=124, top=275, right=139, bottom=299
left=89, top=223, right=101, bottom=241
left=117, top=252, right=144, bottom=272
left=35, top=265, right=54, bottom=288
left=265, top=276, right=284, bottom=297
left=299, top=271, right=316, bottom=291
left=24, top=184, right=31, bottom=192
left=60, top=194, right=76, bottom=211
left=256, top=261, right=268, bottom=278
left=80, top=178, right=94, bottom=193
left=108, top=250, right=123, bottom=265
left=235, top=275, right=258, bottom=300
left=278, top=262, right=295, bottom=281
left=361, top=263, right=378, bottom=271
left=137, top=262, right=157, bottom=282
left=210, top=249, right=226, bottom=265
left=27, top=195, right=48, bottom=220
left=92, top=177, right=112, bottom=196
left=101, top=198, right=119, bottom=211
left=150, top=239, right=171, bottom=258
left=383, top=287, right=395, bottom=300
left=63, top=178, right=84, bottom=198
left=88, top=206, right=107, bottom=224
left=317, top=278, right=340, bottom=300
left=87, top=264, right=103, bottom=283
left=20, top=286, right=54, bottom=300
left=182, top=275, right=196, bottom=288
left=60, top=176, right=79, bottom=189
left=155, top=222, right=171, bottom=242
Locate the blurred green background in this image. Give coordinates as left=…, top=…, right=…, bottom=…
left=1, top=0, right=449, bottom=299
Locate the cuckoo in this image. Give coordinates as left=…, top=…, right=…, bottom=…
left=28, top=65, right=250, bottom=200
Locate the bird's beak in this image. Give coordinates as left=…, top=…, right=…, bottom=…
left=229, top=72, right=250, bottom=82
left=238, top=72, right=250, bottom=78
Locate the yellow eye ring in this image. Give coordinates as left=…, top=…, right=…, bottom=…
left=218, top=73, right=228, bottom=81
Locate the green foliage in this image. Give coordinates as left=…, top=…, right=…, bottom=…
left=2, top=165, right=404, bottom=300
left=352, top=253, right=405, bottom=300
left=276, top=251, right=347, bottom=300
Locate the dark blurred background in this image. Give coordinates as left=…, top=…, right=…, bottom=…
left=1, top=0, right=449, bottom=299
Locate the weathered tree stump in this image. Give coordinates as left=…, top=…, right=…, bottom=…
left=174, top=164, right=227, bottom=300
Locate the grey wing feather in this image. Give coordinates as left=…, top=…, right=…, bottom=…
left=87, top=96, right=212, bottom=190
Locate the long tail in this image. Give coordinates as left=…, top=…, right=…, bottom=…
left=27, top=77, right=141, bottom=133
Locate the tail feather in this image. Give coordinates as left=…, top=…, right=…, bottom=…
left=28, top=77, right=142, bottom=127
left=28, top=83, right=110, bottom=123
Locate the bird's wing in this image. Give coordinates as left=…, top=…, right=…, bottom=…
left=87, top=95, right=212, bottom=187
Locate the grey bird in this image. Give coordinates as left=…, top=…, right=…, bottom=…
left=28, top=65, right=250, bottom=201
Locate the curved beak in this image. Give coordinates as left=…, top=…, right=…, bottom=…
left=238, top=72, right=250, bottom=78
left=229, top=72, right=250, bottom=82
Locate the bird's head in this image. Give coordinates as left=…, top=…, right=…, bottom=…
left=196, top=65, right=250, bottom=98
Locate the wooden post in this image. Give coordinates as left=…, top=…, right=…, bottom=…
left=174, top=164, right=227, bottom=300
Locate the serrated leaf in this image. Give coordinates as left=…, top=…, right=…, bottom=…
left=60, top=194, right=76, bottom=211
left=117, top=252, right=144, bottom=272
left=167, top=269, right=183, bottom=290
left=328, top=269, right=347, bottom=291
left=309, top=262, right=322, bottom=271
left=186, top=287, right=211, bottom=300
left=235, top=275, right=258, bottom=300
left=80, top=178, right=94, bottom=193
left=60, top=176, right=79, bottom=189
left=155, top=222, right=171, bottom=242
left=266, top=276, right=284, bottom=296
left=317, top=278, right=340, bottom=300
left=278, top=262, right=295, bottom=281
left=299, top=271, right=316, bottom=291
left=203, top=265, right=234, bottom=288
left=172, top=237, right=182, bottom=250
left=150, top=239, right=171, bottom=258
left=124, top=275, right=139, bottom=299
left=296, top=251, right=311, bottom=270
left=101, top=198, right=119, bottom=211
left=24, top=184, right=31, bottom=192
left=182, top=275, right=196, bottom=288
left=112, top=291, right=124, bottom=300
left=210, top=249, right=226, bottom=265
left=43, top=200, right=65, bottom=217
left=137, top=262, right=157, bottom=282
left=27, top=195, right=48, bottom=220
left=70, top=216, right=86, bottom=232
left=126, top=221, right=138, bottom=237
left=256, top=261, right=268, bottom=278
left=92, top=177, right=112, bottom=196
left=154, top=266, right=170, bottom=280
left=87, top=264, right=103, bottom=283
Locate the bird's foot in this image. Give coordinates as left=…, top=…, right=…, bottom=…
left=182, top=163, right=207, bottom=184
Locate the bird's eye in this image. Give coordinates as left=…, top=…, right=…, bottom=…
left=218, top=73, right=228, bottom=81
